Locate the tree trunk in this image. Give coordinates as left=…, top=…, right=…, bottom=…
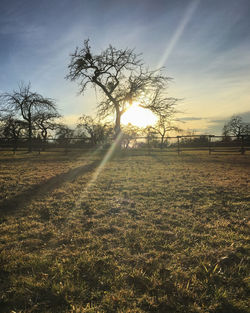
left=42, top=129, right=47, bottom=151
left=28, top=113, right=32, bottom=152
left=160, top=135, right=164, bottom=149
left=113, top=108, right=123, bottom=152
left=115, top=109, right=121, bottom=138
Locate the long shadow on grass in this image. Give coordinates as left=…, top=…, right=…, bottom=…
left=0, top=159, right=101, bottom=216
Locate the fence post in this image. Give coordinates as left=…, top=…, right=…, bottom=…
left=177, top=136, right=180, bottom=155
left=241, top=135, right=245, bottom=155
left=147, top=136, right=150, bottom=155
left=208, top=135, right=211, bottom=155
left=13, top=138, right=17, bottom=155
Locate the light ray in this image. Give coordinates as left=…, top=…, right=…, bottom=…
left=157, top=0, right=200, bottom=69
left=75, top=132, right=123, bottom=208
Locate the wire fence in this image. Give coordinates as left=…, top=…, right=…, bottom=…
left=0, top=134, right=249, bottom=155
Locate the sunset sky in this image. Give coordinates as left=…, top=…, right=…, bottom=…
left=1, top=0, right=250, bottom=134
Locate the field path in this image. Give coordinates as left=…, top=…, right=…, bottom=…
left=0, top=158, right=100, bottom=215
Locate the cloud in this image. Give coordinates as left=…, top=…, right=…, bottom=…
left=238, top=111, right=250, bottom=122
left=210, top=111, right=250, bottom=124
left=178, top=110, right=250, bottom=135
left=1, top=0, right=250, bottom=133
left=178, top=116, right=205, bottom=121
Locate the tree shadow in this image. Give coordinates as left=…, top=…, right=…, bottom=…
left=0, top=159, right=100, bottom=216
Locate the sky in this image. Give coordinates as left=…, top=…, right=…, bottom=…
left=0, top=0, right=250, bottom=134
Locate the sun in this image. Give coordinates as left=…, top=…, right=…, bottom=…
left=121, top=102, right=157, bottom=128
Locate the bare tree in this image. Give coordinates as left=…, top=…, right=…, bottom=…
left=121, top=123, right=142, bottom=149
left=146, top=93, right=181, bottom=149
left=0, top=83, right=58, bottom=152
left=150, top=115, right=181, bottom=149
left=0, top=115, right=27, bottom=151
left=66, top=39, right=177, bottom=137
left=76, top=114, right=112, bottom=145
left=143, top=126, right=158, bottom=150
left=223, top=116, right=250, bottom=138
left=34, top=111, right=61, bottom=148
left=55, top=124, right=74, bottom=146
left=1, top=115, right=26, bottom=139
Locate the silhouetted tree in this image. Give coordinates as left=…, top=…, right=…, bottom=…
left=76, top=114, right=112, bottom=145
left=55, top=124, right=74, bottom=146
left=121, top=123, right=141, bottom=149
left=0, top=115, right=27, bottom=151
left=0, top=83, right=58, bottom=152
left=222, top=124, right=232, bottom=143
left=150, top=115, right=181, bottom=149
left=34, top=111, right=61, bottom=149
left=144, top=126, right=158, bottom=149
left=1, top=115, right=26, bottom=138
left=223, top=116, right=250, bottom=139
left=66, top=39, right=178, bottom=137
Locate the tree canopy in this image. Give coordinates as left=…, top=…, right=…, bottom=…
left=223, top=116, right=250, bottom=138
left=150, top=115, right=181, bottom=148
left=0, top=83, right=59, bottom=151
left=67, top=39, right=178, bottom=136
left=76, top=114, right=112, bottom=145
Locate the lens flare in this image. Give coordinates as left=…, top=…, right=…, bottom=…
left=157, top=0, right=200, bottom=68
left=121, top=102, right=157, bottom=127
left=75, top=132, right=123, bottom=208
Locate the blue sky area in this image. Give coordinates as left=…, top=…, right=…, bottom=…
left=0, top=0, right=250, bottom=134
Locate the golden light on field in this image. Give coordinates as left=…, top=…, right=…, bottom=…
left=121, top=102, right=157, bottom=128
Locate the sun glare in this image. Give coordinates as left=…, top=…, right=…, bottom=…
left=121, top=102, right=157, bottom=128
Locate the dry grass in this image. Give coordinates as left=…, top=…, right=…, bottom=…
left=0, top=150, right=249, bottom=312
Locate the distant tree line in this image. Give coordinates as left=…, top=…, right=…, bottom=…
left=0, top=83, right=61, bottom=151
left=0, top=40, right=249, bottom=152
left=0, top=40, right=181, bottom=151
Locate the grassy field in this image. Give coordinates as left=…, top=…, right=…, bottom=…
left=0, top=150, right=249, bottom=313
